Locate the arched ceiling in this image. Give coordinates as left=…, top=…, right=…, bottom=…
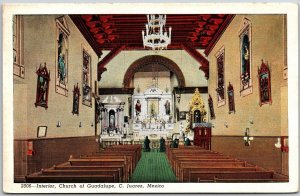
left=70, top=14, right=234, bottom=56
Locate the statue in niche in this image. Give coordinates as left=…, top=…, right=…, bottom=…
left=150, top=102, right=155, bottom=117
left=135, top=99, right=141, bottom=116
left=194, top=110, right=201, bottom=123
left=109, top=115, right=114, bottom=127
left=164, top=100, right=171, bottom=115
left=109, top=110, right=115, bottom=130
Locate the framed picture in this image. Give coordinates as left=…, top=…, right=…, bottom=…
left=215, top=46, right=225, bottom=107
left=258, top=60, right=272, bottom=106
left=239, top=17, right=253, bottom=96
left=37, top=126, right=47, bottom=138
left=82, top=47, right=92, bottom=107
left=55, top=15, right=70, bottom=96
left=179, top=111, right=188, bottom=120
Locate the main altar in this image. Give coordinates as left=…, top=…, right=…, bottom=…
left=132, top=87, right=174, bottom=141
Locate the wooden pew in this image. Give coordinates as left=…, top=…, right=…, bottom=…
left=175, top=161, right=247, bottom=177
left=78, top=155, right=133, bottom=176
left=26, top=174, right=115, bottom=183
left=25, top=144, right=142, bottom=183
left=172, top=155, right=233, bottom=171
left=179, top=166, right=259, bottom=182
left=214, top=178, right=289, bottom=183
left=174, top=158, right=239, bottom=175
left=189, top=171, right=275, bottom=182
left=68, top=158, right=129, bottom=182
left=107, top=145, right=142, bottom=161
left=89, top=151, right=138, bottom=169
left=54, top=164, right=125, bottom=182
left=167, top=149, right=222, bottom=164
left=41, top=168, right=121, bottom=182
left=166, top=145, right=288, bottom=183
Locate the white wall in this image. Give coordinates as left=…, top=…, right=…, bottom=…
left=207, top=15, right=287, bottom=136
left=99, top=50, right=208, bottom=88
left=14, top=15, right=98, bottom=139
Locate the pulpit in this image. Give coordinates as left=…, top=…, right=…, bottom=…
left=193, top=123, right=212, bottom=150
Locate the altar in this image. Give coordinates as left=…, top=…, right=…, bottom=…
left=132, top=87, right=174, bottom=140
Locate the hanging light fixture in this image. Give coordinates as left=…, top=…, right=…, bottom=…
left=142, top=14, right=172, bottom=50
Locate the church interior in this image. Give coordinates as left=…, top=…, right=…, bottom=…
left=12, top=13, right=289, bottom=183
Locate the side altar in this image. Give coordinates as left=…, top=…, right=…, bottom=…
left=132, top=87, right=174, bottom=141
left=185, top=88, right=212, bottom=149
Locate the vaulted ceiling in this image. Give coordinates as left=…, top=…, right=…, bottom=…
left=70, top=14, right=234, bottom=56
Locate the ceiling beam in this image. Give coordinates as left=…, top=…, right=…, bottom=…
left=182, top=42, right=209, bottom=79
left=97, top=45, right=126, bottom=81
left=69, top=15, right=103, bottom=57
left=204, top=14, right=235, bottom=56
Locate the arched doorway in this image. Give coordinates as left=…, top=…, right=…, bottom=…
left=123, top=55, right=186, bottom=88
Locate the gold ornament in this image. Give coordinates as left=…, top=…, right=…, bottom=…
left=189, top=88, right=207, bottom=122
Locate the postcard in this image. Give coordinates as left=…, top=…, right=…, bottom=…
left=2, top=2, right=298, bottom=194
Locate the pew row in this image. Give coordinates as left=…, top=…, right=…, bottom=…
left=167, top=145, right=288, bottom=183
left=25, top=144, right=142, bottom=183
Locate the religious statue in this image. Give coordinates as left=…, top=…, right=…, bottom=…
left=159, top=137, right=166, bottom=152
left=144, top=136, right=151, bottom=152
left=241, top=35, right=250, bottom=85
left=194, top=110, right=201, bottom=123
left=35, top=63, right=50, bottom=109
left=135, top=99, right=141, bottom=116
left=150, top=102, right=155, bottom=117
left=164, top=100, right=171, bottom=115
left=58, top=53, right=66, bottom=84
left=179, top=121, right=184, bottom=137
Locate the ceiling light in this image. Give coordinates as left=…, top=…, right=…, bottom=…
left=142, top=14, right=172, bottom=50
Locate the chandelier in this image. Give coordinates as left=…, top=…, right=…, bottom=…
left=142, top=15, right=172, bottom=50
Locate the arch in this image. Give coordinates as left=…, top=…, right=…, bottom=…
left=123, top=55, right=186, bottom=88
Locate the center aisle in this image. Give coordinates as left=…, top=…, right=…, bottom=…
left=130, top=151, right=177, bottom=182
